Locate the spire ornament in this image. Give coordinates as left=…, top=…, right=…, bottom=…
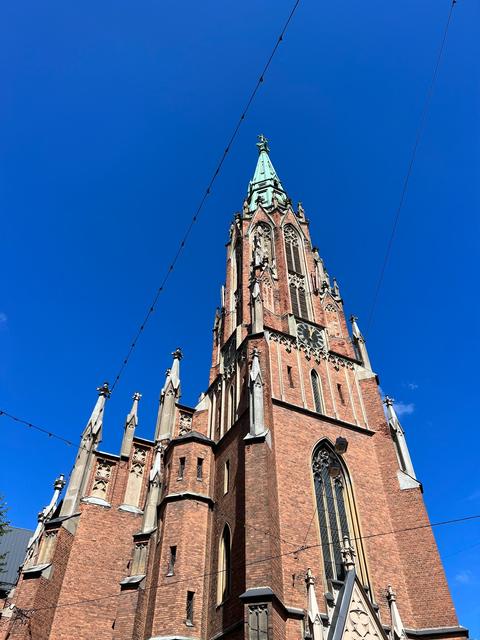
left=341, top=535, right=356, bottom=571
left=383, top=396, right=417, bottom=481
left=60, top=383, right=109, bottom=517
left=246, top=135, right=288, bottom=212
left=350, top=315, right=372, bottom=370
left=155, top=349, right=182, bottom=441
left=256, top=133, right=270, bottom=154
left=120, top=392, right=142, bottom=458
left=386, top=585, right=407, bottom=640
left=24, top=474, right=66, bottom=567
left=305, top=568, right=324, bottom=640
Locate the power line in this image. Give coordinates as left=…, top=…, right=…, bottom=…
left=0, top=0, right=302, bottom=448
left=0, top=409, right=74, bottom=447
left=366, top=0, right=457, bottom=334
left=13, top=513, right=480, bottom=615
left=0, top=407, right=104, bottom=455
left=108, top=0, right=302, bottom=393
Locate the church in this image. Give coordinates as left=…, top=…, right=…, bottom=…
left=0, top=136, right=467, bottom=640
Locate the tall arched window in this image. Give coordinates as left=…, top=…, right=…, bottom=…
left=311, top=370, right=323, bottom=413
left=217, top=524, right=231, bottom=604
left=312, top=442, right=370, bottom=589
left=284, top=225, right=309, bottom=319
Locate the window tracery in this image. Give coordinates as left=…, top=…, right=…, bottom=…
left=312, top=443, right=370, bottom=589
left=284, top=224, right=309, bottom=319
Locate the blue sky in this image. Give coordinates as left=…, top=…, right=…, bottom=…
left=1, top=0, right=478, bottom=632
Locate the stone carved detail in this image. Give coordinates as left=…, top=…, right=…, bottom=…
left=288, top=272, right=306, bottom=290
left=92, top=479, right=107, bottom=496
left=222, top=334, right=237, bottom=380
left=179, top=412, right=193, bottom=436
left=252, top=222, right=273, bottom=267
left=324, top=302, right=338, bottom=312
left=268, top=330, right=354, bottom=370
left=343, top=584, right=382, bottom=640
left=284, top=224, right=299, bottom=246
left=131, top=446, right=147, bottom=478
left=96, top=460, right=112, bottom=479
left=91, top=459, right=113, bottom=498
left=268, top=331, right=297, bottom=353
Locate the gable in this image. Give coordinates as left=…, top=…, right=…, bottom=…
left=343, top=582, right=386, bottom=640
left=329, top=571, right=388, bottom=640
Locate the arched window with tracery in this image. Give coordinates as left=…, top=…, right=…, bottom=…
left=311, top=370, right=323, bottom=414
left=312, top=442, right=370, bottom=589
left=284, top=224, right=309, bottom=319
left=217, top=524, right=231, bottom=604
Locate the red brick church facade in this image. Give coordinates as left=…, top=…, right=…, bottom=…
left=0, top=137, right=467, bottom=640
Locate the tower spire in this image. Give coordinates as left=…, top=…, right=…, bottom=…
left=120, top=392, right=141, bottom=458
left=246, top=134, right=288, bottom=213
left=155, top=348, right=182, bottom=441
left=60, top=382, right=110, bottom=517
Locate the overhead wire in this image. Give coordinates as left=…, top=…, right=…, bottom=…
left=0, top=0, right=303, bottom=445
left=108, top=0, right=302, bottom=393
left=365, top=0, right=457, bottom=334
left=11, top=513, right=480, bottom=616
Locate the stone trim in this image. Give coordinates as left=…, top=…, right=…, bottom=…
left=119, top=574, right=145, bottom=589
left=243, top=429, right=271, bottom=446
left=133, top=435, right=155, bottom=446
left=118, top=504, right=144, bottom=515
left=239, top=585, right=305, bottom=620
left=94, top=450, right=121, bottom=461
left=23, top=563, right=51, bottom=576
left=405, top=627, right=469, bottom=639
left=80, top=496, right=111, bottom=508
left=272, top=397, right=375, bottom=435
left=161, top=491, right=214, bottom=508
left=170, top=431, right=214, bottom=447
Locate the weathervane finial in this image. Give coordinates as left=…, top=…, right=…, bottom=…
left=257, top=134, right=269, bottom=154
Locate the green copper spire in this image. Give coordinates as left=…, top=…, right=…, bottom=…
left=246, top=135, right=288, bottom=213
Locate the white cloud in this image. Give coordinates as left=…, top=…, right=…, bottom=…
left=466, top=489, right=480, bottom=502
left=394, top=401, right=415, bottom=416
left=0, top=312, right=7, bottom=328
left=407, top=382, right=418, bottom=390
left=455, top=570, right=472, bottom=584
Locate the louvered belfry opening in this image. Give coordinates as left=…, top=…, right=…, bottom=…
left=284, top=224, right=309, bottom=319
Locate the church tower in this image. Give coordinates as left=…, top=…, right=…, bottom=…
left=0, top=137, right=466, bottom=640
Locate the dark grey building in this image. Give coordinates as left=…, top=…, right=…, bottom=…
left=0, top=527, right=32, bottom=597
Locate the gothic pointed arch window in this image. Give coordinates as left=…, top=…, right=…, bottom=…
left=217, top=524, right=231, bottom=604
left=311, top=370, right=323, bottom=414
left=312, top=442, right=370, bottom=589
left=284, top=224, right=309, bottom=319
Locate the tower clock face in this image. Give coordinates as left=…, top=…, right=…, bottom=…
left=297, top=322, right=325, bottom=349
